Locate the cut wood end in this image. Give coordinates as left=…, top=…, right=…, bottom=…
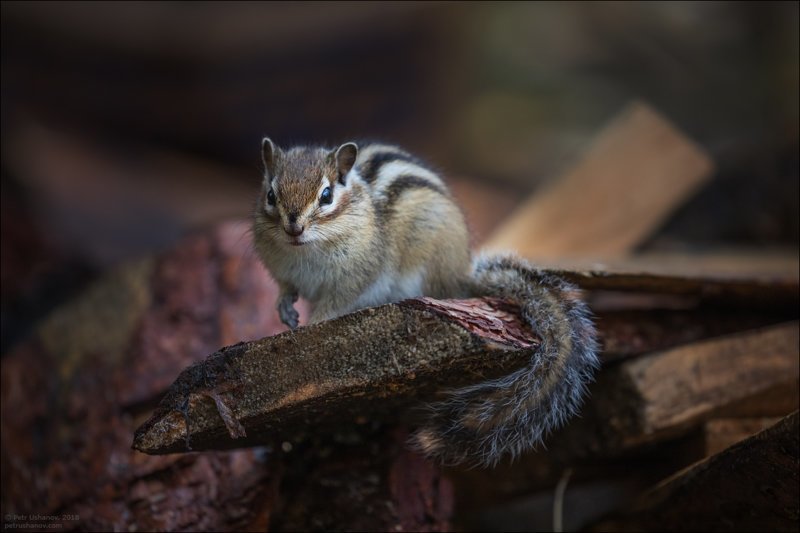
left=401, top=297, right=537, bottom=348
left=575, top=321, right=800, bottom=455
left=133, top=410, right=187, bottom=454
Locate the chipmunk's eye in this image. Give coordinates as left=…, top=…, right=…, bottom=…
left=267, top=189, right=276, bottom=206
left=319, top=186, right=332, bottom=205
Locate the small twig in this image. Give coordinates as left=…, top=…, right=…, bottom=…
left=553, top=467, right=573, bottom=533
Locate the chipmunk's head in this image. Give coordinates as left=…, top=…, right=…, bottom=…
left=256, top=137, right=360, bottom=247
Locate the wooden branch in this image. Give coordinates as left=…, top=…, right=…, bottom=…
left=559, top=322, right=799, bottom=455
left=588, top=411, right=799, bottom=532
left=484, top=101, right=715, bottom=259
left=133, top=298, right=539, bottom=454
left=715, top=379, right=800, bottom=418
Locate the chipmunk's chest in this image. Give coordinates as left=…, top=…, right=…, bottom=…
left=274, top=249, right=340, bottom=301
left=352, top=268, right=426, bottom=309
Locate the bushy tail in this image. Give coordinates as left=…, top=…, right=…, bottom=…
left=411, top=255, right=600, bottom=467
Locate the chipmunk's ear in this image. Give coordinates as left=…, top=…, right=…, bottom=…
left=262, top=137, right=278, bottom=179
left=335, top=142, right=358, bottom=184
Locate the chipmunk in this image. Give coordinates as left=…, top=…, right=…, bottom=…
left=252, top=138, right=599, bottom=467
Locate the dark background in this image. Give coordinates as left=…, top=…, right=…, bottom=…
left=1, top=1, right=798, bottom=369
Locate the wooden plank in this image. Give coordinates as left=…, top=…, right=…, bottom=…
left=597, top=308, right=794, bottom=362
left=544, top=251, right=799, bottom=309
left=715, top=379, right=800, bottom=418
left=559, top=322, right=799, bottom=455
left=529, top=251, right=800, bottom=310
left=534, top=250, right=799, bottom=287
left=703, top=417, right=782, bottom=456
left=629, top=323, right=798, bottom=439
left=562, top=267, right=799, bottom=309
left=484, top=101, right=714, bottom=259
left=588, top=412, right=799, bottom=532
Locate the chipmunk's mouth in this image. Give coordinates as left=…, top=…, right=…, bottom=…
left=288, top=239, right=306, bottom=246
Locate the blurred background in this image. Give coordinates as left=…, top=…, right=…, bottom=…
left=0, top=2, right=800, bottom=530
left=2, top=1, right=798, bottom=353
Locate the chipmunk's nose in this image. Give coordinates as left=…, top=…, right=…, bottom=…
left=284, top=221, right=304, bottom=237
left=285, top=212, right=304, bottom=237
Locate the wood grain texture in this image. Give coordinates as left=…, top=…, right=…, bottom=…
left=484, top=101, right=714, bottom=259
left=628, top=323, right=798, bottom=439
left=560, top=322, right=799, bottom=454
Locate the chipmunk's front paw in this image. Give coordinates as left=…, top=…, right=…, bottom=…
left=278, top=294, right=299, bottom=329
